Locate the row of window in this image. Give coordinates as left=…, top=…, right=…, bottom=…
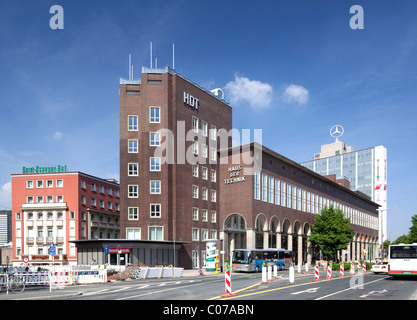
left=81, top=180, right=119, bottom=197
left=26, top=179, right=63, bottom=189
left=128, top=204, right=161, bottom=220
left=128, top=107, right=161, bottom=129
left=192, top=185, right=216, bottom=202
left=192, top=165, right=216, bottom=182
left=254, top=172, right=378, bottom=230
left=82, top=196, right=119, bottom=211
left=25, top=195, right=119, bottom=211
left=125, top=227, right=218, bottom=242
left=192, top=208, right=217, bottom=223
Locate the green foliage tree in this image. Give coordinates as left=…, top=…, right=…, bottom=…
left=309, top=206, right=354, bottom=260
left=409, top=214, right=417, bottom=243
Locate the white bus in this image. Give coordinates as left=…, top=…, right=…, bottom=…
left=388, top=244, right=417, bottom=278
left=231, top=248, right=293, bottom=272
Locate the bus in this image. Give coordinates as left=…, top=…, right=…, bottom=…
left=231, top=248, right=293, bottom=272
left=388, top=244, right=417, bottom=277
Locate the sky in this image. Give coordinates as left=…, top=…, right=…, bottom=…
left=0, top=0, right=416, bottom=240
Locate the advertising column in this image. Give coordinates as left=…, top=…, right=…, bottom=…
left=205, top=240, right=218, bottom=272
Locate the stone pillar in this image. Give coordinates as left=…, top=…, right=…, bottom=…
left=276, top=232, right=281, bottom=249
left=297, top=234, right=303, bottom=265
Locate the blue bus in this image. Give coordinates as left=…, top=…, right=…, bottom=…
left=231, top=248, right=293, bottom=272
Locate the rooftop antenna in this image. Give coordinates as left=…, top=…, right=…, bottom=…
left=129, top=54, right=132, bottom=79
left=150, top=42, right=153, bottom=68
left=172, top=43, right=175, bottom=70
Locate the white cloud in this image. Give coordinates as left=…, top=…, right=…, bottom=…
left=53, top=131, right=63, bottom=140
left=224, top=76, right=273, bottom=109
left=0, top=182, right=11, bottom=209
left=282, top=84, right=309, bottom=105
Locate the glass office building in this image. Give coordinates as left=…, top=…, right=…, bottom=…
left=301, top=144, right=387, bottom=247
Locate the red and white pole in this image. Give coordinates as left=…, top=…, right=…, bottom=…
left=314, top=264, right=319, bottom=281
left=362, top=262, right=366, bottom=274
left=221, top=265, right=236, bottom=297
left=350, top=263, right=355, bottom=275
left=340, top=263, right=344, bottom=277
left=327, top=265, right=332, bottom=279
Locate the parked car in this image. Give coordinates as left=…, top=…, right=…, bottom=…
left=371, top=261, right=389, bottom=274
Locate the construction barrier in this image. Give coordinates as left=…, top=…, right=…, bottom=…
left=340, top=264, right=344, bottom=277
left=356, top=261, right=361, bottom=271
left=350, top=263, right=355, bottom=275
left=326, top=265, right=332, bottom=279
left=220, top=265, right=235, bottom=297
left=314, top=264, right=319, bottom=281
left=362, top=262, right=366, bottom=274
left=129, top=266, right=184, bottom=279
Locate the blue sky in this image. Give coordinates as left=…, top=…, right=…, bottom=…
left=1, top=0, right=416, bottom=240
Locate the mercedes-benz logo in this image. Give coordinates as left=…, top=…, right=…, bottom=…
left=330, top=125, right=344, bottom=141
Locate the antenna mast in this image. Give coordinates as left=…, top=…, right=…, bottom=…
left=173, top=43, right=175, bottom=70
left=150, top=42, right=153, bottom=68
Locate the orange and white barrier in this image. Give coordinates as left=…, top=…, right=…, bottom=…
left=327, top=265, right=332, bottom=279
left=221, top=265, right=235, bottom=297
left=356, top=261, right=361, bottom=271
left=340, top=264, right=344, bottom=277
left=350, top=263, right=355, bottom=275
left=362, top=262, right=366, bottom=273
left=314, top=264, right=319, bottom=281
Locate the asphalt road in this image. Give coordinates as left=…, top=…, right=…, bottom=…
left=1, top=269, right=416, bottom=302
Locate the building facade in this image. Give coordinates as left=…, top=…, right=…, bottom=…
left=119, top=66, right=233, bottom=269
left=301, top=142, right=387, bottom=249
left=11, top=171, right=120, bottom=266
left=219, top=143, right=380, bottom=265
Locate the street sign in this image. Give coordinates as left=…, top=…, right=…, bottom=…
left=104, top=246, right=109, bottom=254
left=23, top=257, right=29, bottom=263
left=49, top=246, right=56, bottom=255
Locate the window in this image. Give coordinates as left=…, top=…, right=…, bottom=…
left=128, top=163, right=138, bottom=176
left=210, top=125, right=216, bottom=140
left=268, top=176, right=274, bottom=204
left=150, top=132, right=160, bottom=146
left=202, top=167, right=208, bottom=180
left=150, top=204, right=161, bottom=218
left=128, top=207, right=138, bottom=220
left=99, top=185, right=104, bottom=193
left=80, top=180, right=86, bottom=189
left=99, top=200, right=104, bottom=208
left=211, top=170, right=216, bottom=182
left=57, top=195, right=63, bottom=203
left=27, top=196, right=34, bottom=204
left=261, top=174, right=267, bottom=202
left=149, top=227, right=163, bottom=240
left=91, top=198, right=96, bottom=206
left=211, top=190, right=216, bottom=202
left=192, top=117, right=198, bottom=133
left=192, top=164, right=199, bottom=177
left=202, top=209, right=208, bottom=222
left=201, top=229, right=208, bottom=241
left=128, top=115, right=138, bottom=131
left=128, top=139, right=138, bottom=153
left=107, top=187, right=112, bottom=195
left=36, top=180, right=43, bottom=188
left=192, top=141, right=198, bottom=155
left=275, top=179, right=280, bottom=205
left=192, top=208, right=199, bottom=220
left=47, top=195, right=53, bottom=203
left=150, top=180, right=161, bottom=194
left=91, top=183, right=96, bottom=191
left=128, top=185, right=138, bottom=198
left=292, top=186, right=297, bottom=209
left=26, top=180, right=33, bottom=188
left=210, top=148, right=217, bottom=162
left=254, top=171, right=260, bottom=200
left=287, top=184, right=291, bottom=208
left=202, top=187, right=208, bottom=200
left=281, top=181, right=286, bottom=206
left=107, top=201, right=112, bottom=210
left=192, top=228, right=199, bottom=241
left=192, top=185, right=199, bottom=199
left=211, top=210, right=216, bottom=223
left=202, top=121, right=208, bottom=136
left=202, top=144, right=208, bottom=158
left=126, top=228, right=141, bottom=240
left=37, top=196, right=43, bottom=203
left=150, top=106, right=160, bottom=123
left=150, top=157, right=161, bottom=171
left=56, top=179, right=63, bottom=188
left=46, top=179, right=53, bottom=188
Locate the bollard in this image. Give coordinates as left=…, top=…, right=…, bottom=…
left=297, top=264, right=301, bottom=274
left=289, top=265, right=295, bottom=284
left=340, top=263, right=344, bottom=277
left=357, top=261, right=361, bottom=272
left=273, top=264, right=278, bottom=279
left=350, top=263, right=355, bottom=275
left=305, top=263, right=309, bottom=273
left=362, top=262, right=366, bottom=274
left=267, top=265, right=272, bottom=281
left=261, top=265, right=268, bottom=283
left=314, top=264, right=320, bottom=281
left=326, top=265, right=332, bottom=279
left=220, top=264, right=236, bottom=297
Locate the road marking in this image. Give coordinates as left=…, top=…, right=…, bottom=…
left=315, top=278, right=385, bottom=300
left=291, top=287, right=320, bottom=295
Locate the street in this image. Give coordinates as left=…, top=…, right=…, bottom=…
left=1, top=269, right=416, bottom=302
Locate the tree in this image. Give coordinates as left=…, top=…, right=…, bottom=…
left=309, top=206, right=354, bottom=260
left=409, top=214, right=417, bottom=243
